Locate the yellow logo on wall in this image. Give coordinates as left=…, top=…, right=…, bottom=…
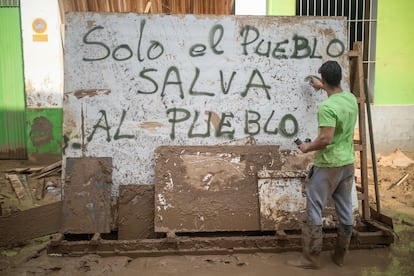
left=32, top=18, right=48, bottom=42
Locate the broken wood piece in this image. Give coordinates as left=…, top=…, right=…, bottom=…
left=49, top=233, right=64, bottom=246
left=6, top=174, right=27, bottom=199
left=396, top=174, right=409, bottom=186
left=144, top=0, right=151, bottom=13
left=3, top=167, right=42, bottom=174
left=155, top=145, right=281, bottom=234
left=17, top=244, right=48, bottom=265
left=18, top=174, right=35, bottom=202
left=30, top=160, right=62, bottom=179
left=118, top=185, right=155, bottom=240
left=35, top=179, right=46, bottom=200
left=0, top=201, right=62, bottom=247
left=401, top=219, right=414, bottom=227
left=387, top=174, right=409, bottom=190
left=46, top=224, right=394, bottom=258
left=32, top=169, right=62, bottom=180
left=60, top=157, right=112, bottom=234
left=275, top=230, right=288, bottom=240
left=90, top=233, right=101, bottom=245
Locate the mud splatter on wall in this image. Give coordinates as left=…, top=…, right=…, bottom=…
left=27, top=109, right=62, bottom=160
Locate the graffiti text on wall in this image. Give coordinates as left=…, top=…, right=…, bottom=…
left=82, top=21, right=345, bottom=62
left=69, top=109, right=298, bottom=144
left=74, top=19, right=344, bottom=143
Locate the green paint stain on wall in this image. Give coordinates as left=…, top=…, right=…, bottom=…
left=26, top=108, right=62, bottom=158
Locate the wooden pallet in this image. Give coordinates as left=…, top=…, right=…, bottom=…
left=47, top=220, right=394, bottom=257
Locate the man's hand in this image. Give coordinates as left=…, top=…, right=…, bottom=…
left=310, top=76, right=324, bottom=90
left=298, top=142, right=311, bottom=153
left=297, top=126, right=335, bottom=153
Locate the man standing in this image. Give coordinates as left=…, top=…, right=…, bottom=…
left=288, top=61, right=358, bottom=269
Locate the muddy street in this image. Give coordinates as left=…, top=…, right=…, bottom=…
left=1, top=150, right=414, bottom=275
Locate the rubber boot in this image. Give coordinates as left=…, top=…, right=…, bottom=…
left=331, top=224, right=352, bottom=267
left=287, top=224, right=322, bottom=269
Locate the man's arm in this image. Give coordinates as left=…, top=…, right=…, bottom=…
left=298, top=126, right=335, bottom=153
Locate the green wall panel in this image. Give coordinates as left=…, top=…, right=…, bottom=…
left=376, top=0, right=414, bottom=104
left=0, top=7, right=27, bottom=159
left=268, top=0, right=295, bottom=15
left=26, top=108, right=62, bottom=160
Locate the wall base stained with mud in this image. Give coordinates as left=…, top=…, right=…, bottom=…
left=26, top=108, right=62, bottom=162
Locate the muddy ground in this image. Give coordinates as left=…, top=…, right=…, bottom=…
left=0, top=150, right=413, bottom=276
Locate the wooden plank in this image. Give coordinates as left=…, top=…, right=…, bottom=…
left=30, top=160, right=62, bottom=178
left=349, top=42, right=370, bottom=220
left=153, top=0, right=162, bottom=13
left=46, top=226, right=393, bottom=257
left=59, top=0, right=234, bottom=14
left=90, top=233, right=101, bottom=245
left=32, top=167, right=62, bottom=180
left=154, top=145, right=281, bottom=233
left=0, top=201, right=62, bottom=247
left=35, top=179, right=45, bottom=200
left=6, top=173, right=27, bottom=199
left=102, top=0, right=111, bottom=12
left=60, top=157, right=112, bottom=234
left=4, top=166, right=43, bottom=174
left=118, top=184, right=155, bottom=240
left=144, top=0, right=151, bottom=13
left=369, top=208, right=394, bottom=229
left=49, top=233, right=64, bottom=246
left=354, top=144, right=364, bottom=151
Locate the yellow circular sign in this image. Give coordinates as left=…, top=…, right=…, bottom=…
left=32, top=18, right=47, bottom=33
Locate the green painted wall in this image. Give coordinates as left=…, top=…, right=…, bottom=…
left=0, top=7, right=27, bottom=159
left=26, top=108, right=62, bottom=160
left=375, top=1, right=414, bottom=104
left=268, top=0, right=295, bottom=15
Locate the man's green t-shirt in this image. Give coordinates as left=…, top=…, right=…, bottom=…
left=314, top=91, right=358, bottom=167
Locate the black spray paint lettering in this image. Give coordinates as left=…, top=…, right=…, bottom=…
left=80, top=108, right=299, bottom=143
left=189, top=24, right=225, bottom=57
left=82, top=20, right=164, bottom=62
left=291, top=35, right=322, bottom=59
left=82, top=22, right=344, bottom=63
left=240, top=25, right=345, bottom=59
left=87, top=109, right=135, bottom=142
left=161, top=66, right=185, bottom=99
left=62, top=135, right=82, bottom=154
left=167, top=108, right=235, bottom=140
left=167, top=108, right=299, bottom=140
left=139, top=66, right=271, bottom=100
left=245, top=110, right=298, bottom=137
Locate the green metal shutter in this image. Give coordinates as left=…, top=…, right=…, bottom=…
left=0, top=3, right=27, bottom=159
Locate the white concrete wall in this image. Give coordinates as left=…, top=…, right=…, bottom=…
left=63, top=13, right=349, bottom=187
left=21, top=0, right=64, bottom=107
left=235, top=0, right=267, bottom=15
left=371, top=105, right=414, bottom=154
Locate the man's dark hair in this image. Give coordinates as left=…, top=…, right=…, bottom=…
left=318, top=60, right=342, bottom=87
